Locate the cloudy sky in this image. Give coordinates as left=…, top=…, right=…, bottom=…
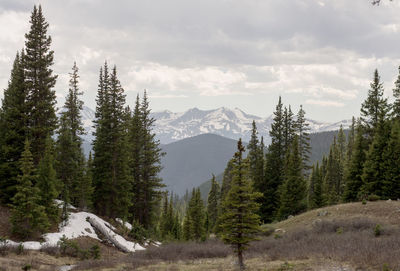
left=1, top=0, right=400, bottom=122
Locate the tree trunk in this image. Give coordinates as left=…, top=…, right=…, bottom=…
left=237, top=245, right=245, bottom=270
left=87, top=217, right=131, bottom=253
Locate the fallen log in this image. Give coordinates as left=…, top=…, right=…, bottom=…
left=87, top=217, right=130, bottom=253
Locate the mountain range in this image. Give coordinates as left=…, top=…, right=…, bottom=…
left=77, top=106, right=352, bottom=195
left=80, top=106, right=352, bottom=145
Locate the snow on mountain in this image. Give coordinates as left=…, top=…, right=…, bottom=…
left=79, top=106, right=351, bottom=145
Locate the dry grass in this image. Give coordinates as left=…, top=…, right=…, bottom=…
left=273, top=200, right=400, bottom=231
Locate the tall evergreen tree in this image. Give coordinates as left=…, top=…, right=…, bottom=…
left=11, top=139, right=49, bottom=239
left=362, top=115, right=391, bottom=198
left=278, top=136, right=307, bottom=219
left=24, top=5, right=58, bottom=165
left=283, top=105, right=296, bottom=155
left=36, top=135, right=59, bottom=222
left=392, top=66, right=400, bottom=120
left=295, top=105, right=311, bottom=177
left=58, top=63, right=87, bottom=208
left=323, top=137, right=342, bottom=205
left=346, top=117, right=356, bottom=164
left=360, top=69, right=389, bottom=141
left=262, top=97, right=285, bottom=222
left=207, top=174, right=220, bottom=232
left=308, top=163, right=324, bottom=209
left=343, top=121, right=368, bottom=202
left=219, top=139, right=261, bottom=271
left=247, top=121, right=264, bottom=190
left=92, top=64, right=131, bottom=218
left=189, top=188, right=205, bottom=241
left=382, top=120, right=400, bottom=199
left=0, top=52, right=28, bottom=203
left=135, top=91, right=165, bottom=229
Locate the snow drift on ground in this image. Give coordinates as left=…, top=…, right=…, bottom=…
left=2, top=211, right=145, bottom=252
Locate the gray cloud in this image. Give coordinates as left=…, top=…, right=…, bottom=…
left=1, top=0, right=400, bottom=122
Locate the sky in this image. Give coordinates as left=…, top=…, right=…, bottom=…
left=1, top=0, right=400, bottom=122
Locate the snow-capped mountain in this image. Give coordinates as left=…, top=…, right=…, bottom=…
left=79, top=106, right=351, bottom=145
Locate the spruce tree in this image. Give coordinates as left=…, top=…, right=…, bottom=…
left=360, top=69, right=389, bottom=142
left=129, top=91, right=165, bottom=229
left=0, top=52, right=28, bottom=203
left=277, top=136, right=307, bottom=219
left=362, top=116, right=391, bottom=198
left=343, top=121, right=368, bottom=202
left=92, top=64, right=131, bottom=218
left=219, top=139, right=261, bottom=271
left=323, top=137, right=342, bottom=205
left=207, top=174, right=220, bottom=232
left=24, top=5, right=58, bottom=165
left=382, top=120, right=400, bottom=199
left=392, top=66, right=400, bottom=120
left=58, top=62, right=87, bottom=208
left=262, top=97, right=285, bottom=222
left=247, top=121, right=264, bottom=190
left=11, top=139, right=49, bottom=239
left=283, top=105, right=296, bottom=155
left=295, top=105, right=311, bottom=177
left=346, top=117, right=356, bottom=164
left=308, top=163, right=324, bottom=209
left=189, top=188, right=205, bottom=241
left=36, top=135, right=59, bottom=222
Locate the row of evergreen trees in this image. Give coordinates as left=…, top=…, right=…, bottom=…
left=0, top=5, right=164, bottom=239
left=309, top=69, right=400, bottom=208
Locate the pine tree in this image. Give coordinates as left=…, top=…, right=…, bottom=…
left=135, top=91, right=165, bottom=228
left=36, top=135, right=59, bottom=222
left=215, top=158, right=234, bottom=235
left=24, top=5, right=58, bottom=165
left=323, top=137, right=342, bottom=205
left=247, top=121, right=264, bottom=190
left=56, top=114, right=75, bottom=213
left=343, top=121, right=368, bottom=202
left=308, top=163, right=324, bottom=209
left=380, top=120, right=400, bottom=199
left=283, top=105, right=296, bottom=155
left=295, top=105, right=311, bottom=177
left=189, top=188, right=205, bottom=241
left=59, top=63, right=87, bottom=208
left=262, top=97, right=285, bottom=222
left=277, top=136, right=307, bottom=219
left=392, top=66, right=400, bottom=120
left=362, top=116, right=391, bottom=198
left=92, top=64, right=131, bottom=218
left=360, top=69, right=390, bottom=142
left=0, top=52, right=28, bottom=203
left=207, top=174, right=220, bottom=232
left=346, top=117, right=356, bottom=164
left=11, top=139, right=49, bottom=239
left=219, top=139, right=261, bottom=271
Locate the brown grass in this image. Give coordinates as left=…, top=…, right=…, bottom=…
left=273, top=200, right=400, bottom=231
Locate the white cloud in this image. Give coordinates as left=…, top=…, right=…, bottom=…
left=305, top=99, right=345, bottom=107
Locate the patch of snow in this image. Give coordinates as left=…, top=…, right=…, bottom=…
left=2, top=211, right=144, bottom=253
left=54, top=199, right=77, bottom=210
left=116, top=218, right=133, bottom=230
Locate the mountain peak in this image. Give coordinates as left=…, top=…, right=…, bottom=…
left=79, top=106, right=352, bottom=145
